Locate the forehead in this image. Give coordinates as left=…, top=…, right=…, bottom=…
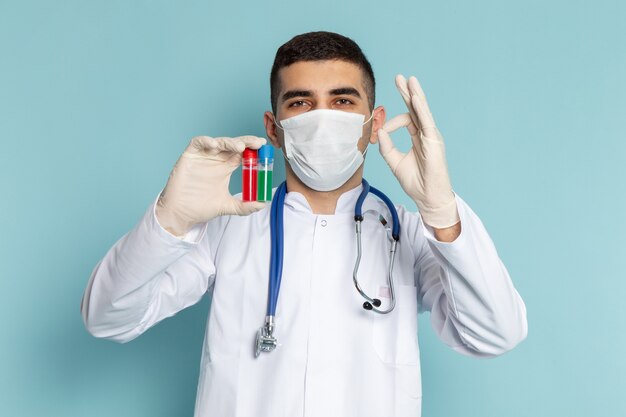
left=277, top=60, right=365, bottom=94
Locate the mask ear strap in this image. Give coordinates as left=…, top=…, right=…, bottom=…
left=363, top=111, right=374, bottom=125
left=361, top=110, right=375, bottom=158
left=271, top=114, right=289, bottom=160
left=272, top=114, right=284, bottom=131
left=361, top=143, right=369, bottom=158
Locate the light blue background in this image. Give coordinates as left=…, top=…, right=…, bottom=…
left=1, top=0, right=624, bottom=415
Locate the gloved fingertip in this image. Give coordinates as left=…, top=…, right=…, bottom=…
left=241, top=200, right=268, bottom=213
left=250, top=137, right=268, bottom=150
left=397, top=74, right=410, bottom=89
left=383, top=113, right=412, bottom=132
left=228, top=199, right=267, bottom=216
left=376, top=128, right=393, bottom=154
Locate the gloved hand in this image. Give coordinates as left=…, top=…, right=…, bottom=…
left=377, top=75, right=460, bottom=229
left=156, top=135, right=267, bottom=237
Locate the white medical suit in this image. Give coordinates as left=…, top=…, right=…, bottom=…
left=81, top=184, right=528, bottom=417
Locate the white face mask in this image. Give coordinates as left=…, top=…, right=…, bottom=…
left=274, top=109, right=374, bottom=192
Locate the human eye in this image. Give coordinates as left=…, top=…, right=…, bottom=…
left=335, top=98, right=354, bottom=106
left=288, top=100, right=309, bottom=108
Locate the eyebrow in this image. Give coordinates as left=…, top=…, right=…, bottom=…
left=329, top=87, right=361, bottom=98
left=281, top=86, right=362, bottom=102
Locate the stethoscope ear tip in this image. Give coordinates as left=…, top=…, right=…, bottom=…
left=362, top=298, right=382, bottom=311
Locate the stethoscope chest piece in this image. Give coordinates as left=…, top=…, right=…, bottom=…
left=255, top=320, right=278, bottom=357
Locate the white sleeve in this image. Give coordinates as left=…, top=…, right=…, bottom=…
left=412, top=194, right=528, bottom=358
left=80, top=193, right=227, bottom=344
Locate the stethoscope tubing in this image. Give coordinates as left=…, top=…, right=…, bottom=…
left=353, top=179, right=400, bottom=314
left=257, top=179, right=400, bottom=356
left=267, top=181, right=287, bottom=317
left=267, top=179, right=399, bottom=317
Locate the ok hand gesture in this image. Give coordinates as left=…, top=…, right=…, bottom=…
left=377, top=75, right=460, bottom=229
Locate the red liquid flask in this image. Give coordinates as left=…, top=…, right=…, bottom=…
left=242, top=148, right=258, bottom=201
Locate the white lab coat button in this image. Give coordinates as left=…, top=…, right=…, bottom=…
left=320, top=219, right=327, bottom=227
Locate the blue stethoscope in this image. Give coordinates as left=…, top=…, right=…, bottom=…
left=255, top=178, right=401, bottom=357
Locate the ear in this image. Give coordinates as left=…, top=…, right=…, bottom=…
left=263, top=111, right=282, bottom=149
left=369, top=105, right=387, bottom=144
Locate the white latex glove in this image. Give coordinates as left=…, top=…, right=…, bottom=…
left=156, top=135, right=267, bottom=236
left=377, top=75, right=460, bottom=229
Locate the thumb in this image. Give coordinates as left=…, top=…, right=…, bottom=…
left=376, top=127, right=395, bottom=156
left=377, top=128, right=405, bottom=174
left=230, top=199, right=268, bottom=216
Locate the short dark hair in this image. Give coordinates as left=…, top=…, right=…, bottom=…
left=270, top=31, right=376, bottom=114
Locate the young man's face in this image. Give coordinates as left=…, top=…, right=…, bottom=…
left=264, top=59, right=385, bottom=154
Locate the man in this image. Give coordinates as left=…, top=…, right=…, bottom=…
left=81, top=31, right=527, bottom=417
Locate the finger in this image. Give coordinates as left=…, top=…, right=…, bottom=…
left=382, top=113, right=412, bottom=133
left=376, top=129, right=405, bottom=174
left=411, top=95, right=437, bottom=134
left=395, top=74, right=412, bottom=107
left=377, top=124, right=396, bottom=156
left=407, top=76, right=436, bottom=127
left=407, top=76, right=426, bottom=98
left=231, top=135, right=267, bottom=150
left=191, top=136, right=266, bottom=156
left=382, top=113, right=420, bottom=138
left=395, top=74, right=421, bottom=131
left=215, top=136, right=267, bottom=153
left=190, top=136, right=244, bottom=155
left=232, top=199, right=268, bottom=216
